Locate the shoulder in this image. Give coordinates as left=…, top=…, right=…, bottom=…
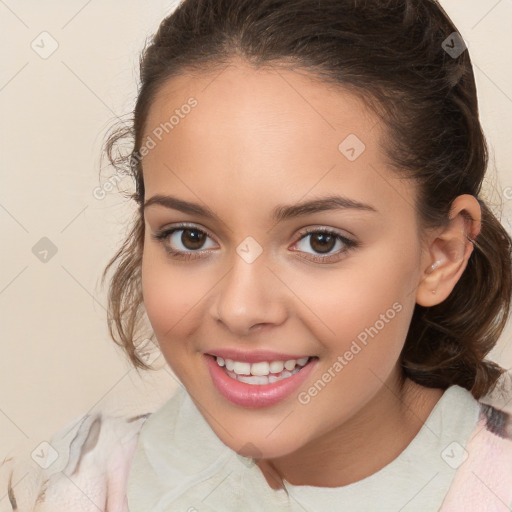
left=0, top=410, right=151, bottom=512
left=478, top=401, right=512, bottom=438
left=439, top=399, right=512, bottom=511
left=478, top=371, right=512, bottom=438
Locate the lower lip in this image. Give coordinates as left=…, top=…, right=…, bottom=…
left=204, top=354, right=318, bottom=408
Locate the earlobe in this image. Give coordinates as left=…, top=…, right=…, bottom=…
left=424, top=260, right=441, bottom=295
left=416, top=194, right=480, bottom=307
left=416, top=236, right=468, bottom=306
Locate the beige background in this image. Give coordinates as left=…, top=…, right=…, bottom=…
left=1, top=0, right=512, bottom=463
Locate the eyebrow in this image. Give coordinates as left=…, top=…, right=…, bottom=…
left=144, top=194, right=378, bottom=222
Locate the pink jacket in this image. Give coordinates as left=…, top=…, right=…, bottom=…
left=2, top=400, right=512, bottom=511
left=438, top=402, right=512, bottom=511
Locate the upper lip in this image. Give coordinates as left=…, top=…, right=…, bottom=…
left=205, top=348, right=314, bottom=364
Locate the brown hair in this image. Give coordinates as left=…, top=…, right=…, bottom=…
left=101, top=0, right=512, bottom=400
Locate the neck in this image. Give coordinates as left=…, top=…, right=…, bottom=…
left=256, top=368, right=444, bottom=490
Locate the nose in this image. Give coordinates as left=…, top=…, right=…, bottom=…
left=211, top=251, right=288, bottom=336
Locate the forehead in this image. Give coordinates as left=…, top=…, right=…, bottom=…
left=143, top=62, right=377, bottom=153
left=141, top=62, right=415, bottom=223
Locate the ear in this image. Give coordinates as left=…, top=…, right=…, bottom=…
left=416, top=194, right=482, bottom=307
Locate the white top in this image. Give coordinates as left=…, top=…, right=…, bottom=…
left=127, top=384, right=481, bottom=512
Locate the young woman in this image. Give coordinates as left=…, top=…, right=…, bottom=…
left=3, top=1, right=512, bottom=510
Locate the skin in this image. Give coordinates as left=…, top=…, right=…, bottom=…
left=140, top=59, right=482, bottom=488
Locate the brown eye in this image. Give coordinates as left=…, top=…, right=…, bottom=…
left=152, top=224, right=358, bottom=263
left=309, top=232, right=336, bottom=254
left=292, top=228, right=357, bottom=263
left=180, top=229, right=207, bottom=250
left=152, top=224, right=217, bottom=259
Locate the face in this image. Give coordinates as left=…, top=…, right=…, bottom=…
left=140, top=61, right=426, bottom=460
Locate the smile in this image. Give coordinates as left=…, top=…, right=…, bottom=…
left=205, top=354, right=318, bottom=408
left=215, top=355, right=312, bottom=385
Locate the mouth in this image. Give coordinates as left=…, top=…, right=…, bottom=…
left=210, top=354, right=317, bottom=385
left=204, top=353, right=319, bottom=408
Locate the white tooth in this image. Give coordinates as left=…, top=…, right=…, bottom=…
left=233, top=361, right=251, bottom=375
left=226, top=366, right=302, bottom=385
left=284, top=359, right=296, bottom=371
left=269, top=360, right=284, bottom=373
left=266, top=370, right=292, bottom=382
left=222, top=357, right=310, bottom=375
left=251, top=361, right=270, bottom=376
left=237, top=375, right=269, bottom=385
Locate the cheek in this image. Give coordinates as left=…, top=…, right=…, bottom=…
left=289, top=243, right=417, bottom=361
left=141, top=248, right=199, bottom=341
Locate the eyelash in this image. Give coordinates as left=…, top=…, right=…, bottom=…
left=151, top=222, right=359, bottom=264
